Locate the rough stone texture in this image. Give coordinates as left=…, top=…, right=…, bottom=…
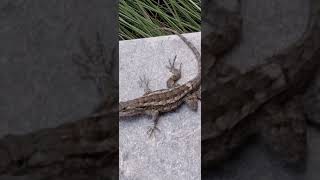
left=119, top=33, right=201, bottom=180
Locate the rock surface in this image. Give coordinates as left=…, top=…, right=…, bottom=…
left=119, top=33, right=201, bottom=180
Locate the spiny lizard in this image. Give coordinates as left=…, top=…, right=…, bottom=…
left=119, top=28, right=201, bottom=136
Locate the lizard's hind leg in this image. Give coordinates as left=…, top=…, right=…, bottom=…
left=146, top=111, right=160, bottom=138
left=166, top=55, right=182, bottom=88
left=184, top=91, right=199, bottom=111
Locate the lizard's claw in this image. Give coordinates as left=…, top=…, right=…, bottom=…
left=146, top=126, right=161, bottom=138
left=166, top=55, right=180, bottom=73
left=165, top=55, right=182, bottom=88
left=138, top=75, right=151, bottom=93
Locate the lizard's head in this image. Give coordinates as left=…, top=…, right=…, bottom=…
left=119, top=101, right=144, bottom=117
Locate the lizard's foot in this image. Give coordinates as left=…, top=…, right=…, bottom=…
left=146, top=126, right=161, bottom=138
left=138, top=75, right=151, bottom=94
left=166, top=55, right=182, bottom=88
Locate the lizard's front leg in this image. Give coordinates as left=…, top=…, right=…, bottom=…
left=138, top=75, right=152, bottom=95
left=166, top=55, right=182, bottom=88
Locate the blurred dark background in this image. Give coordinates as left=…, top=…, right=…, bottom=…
left=0, top=1, right=118, bottom=179
left=202, top=0, right=320, bottom=179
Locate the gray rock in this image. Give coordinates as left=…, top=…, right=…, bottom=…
left=119, top=33, right=201, bottom=180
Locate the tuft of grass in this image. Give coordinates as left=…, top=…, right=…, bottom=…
left=119, top=0, right=201, bottom=40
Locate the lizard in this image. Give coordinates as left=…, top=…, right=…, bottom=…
left=119, top=28, right=201, bottom=136
left=118, top=0, right=243, bottom=137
